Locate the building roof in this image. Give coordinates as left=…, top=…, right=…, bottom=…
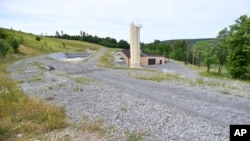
left=121, top=49, right=165, bottom=59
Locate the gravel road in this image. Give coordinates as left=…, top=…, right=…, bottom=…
left=9, top=48, right=250, bottom=141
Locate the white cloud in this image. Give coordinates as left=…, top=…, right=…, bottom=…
left=0, top=0, right=249, bottom=42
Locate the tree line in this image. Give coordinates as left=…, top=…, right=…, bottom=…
left=51, top=30, right=130, bottom=49
left=141, top=15, right=250, bottom=80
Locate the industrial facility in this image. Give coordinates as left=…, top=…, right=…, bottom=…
left=121, top=22, right=166, bottom=67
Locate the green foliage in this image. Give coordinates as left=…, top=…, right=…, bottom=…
left=162, top=38, right=215, bottom=49
left=193, top=41, right=210, bottom=66
left=118, top=39, right=129, bottom=49
left=134, top=72, right=182, bottom=82
left=0, top=39, right=10, bottom=59
left=141, top=39, right=188, bottom=62
left=170, top=40, right=188, bottom=61
left=35, top=35, right=41, bottom=41
left=126, top=132, right=143, bottom=141
left=73, top=76, right=92, bottom=85
left=53, top=30, right=129, bottom=49
left=7, top=36, right=20, bottom=53
left=203, top=42, right=217, bottom=72
left=227, top=15, right=250, bottom=79
left=97, top=49, right=115, bottom=68
left=0, top=28, right=8, bottom=39
left=215, top=28, right=229, bottom=74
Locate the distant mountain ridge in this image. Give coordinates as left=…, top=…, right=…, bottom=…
left=161, top=38, right=215, bottom=47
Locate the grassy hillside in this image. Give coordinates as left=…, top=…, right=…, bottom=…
left=0, top=27, right=102, bottom=140
left=0, top=28, right=102, bottom=56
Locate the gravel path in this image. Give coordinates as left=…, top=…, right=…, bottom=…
left=9, top=48, right=250, bottom=141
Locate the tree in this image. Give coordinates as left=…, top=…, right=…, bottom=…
left=215, top=28, right=229, bottom=74
left=55, top=31, right=60, bottom=37
left=193, top=41, right=210, bottom=66
left=0, top=39, right=10, bottom=60
left=227, top=15, right=250, bottom=79
left=204, top=42, right=217, bottom=72
left=165, top=40, right=187, bottom=61
left=118, top=40, right=129, bottom=49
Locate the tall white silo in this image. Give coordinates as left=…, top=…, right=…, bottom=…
left=130, top=22, right=141, bottom=68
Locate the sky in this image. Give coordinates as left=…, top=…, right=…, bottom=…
left=0, top=0, right=249, bottom=43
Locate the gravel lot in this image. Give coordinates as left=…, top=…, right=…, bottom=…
left=9, top=48, right=250, bottom=141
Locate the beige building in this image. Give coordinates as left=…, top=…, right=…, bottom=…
left=126, top=22, right=165, bottom=67
left=121, top=49, right=166, bottom=67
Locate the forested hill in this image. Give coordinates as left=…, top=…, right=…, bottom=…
left=161, top=38, right=215, bottom=47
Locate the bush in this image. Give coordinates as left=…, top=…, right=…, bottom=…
left=35, top=36, right=41, bottom=41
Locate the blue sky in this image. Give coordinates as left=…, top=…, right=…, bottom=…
left=0, top=0, right=249, bottom=43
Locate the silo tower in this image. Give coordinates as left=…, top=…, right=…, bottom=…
left=130, top=22, right=142, bottom=68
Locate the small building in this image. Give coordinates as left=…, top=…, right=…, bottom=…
left=121, top=49, right=166, bottom=67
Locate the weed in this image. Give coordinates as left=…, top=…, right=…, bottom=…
left=16, top=79, right=25, bottom=83
left=134, top=72, right=182, bottom=82
left=48, top=86, right=53, bottom=89
left=73, top=86, right=83, bottom=92
left=235, top=94, right=244, bottom=97
left=31, top=61, right=46, bottom=70
left=97, top=48, right=115, bottom=68
left=81, top=116, right=106, bottom=137
left=165, top=117, right=170, bottom=123
left=73, top=76, right=91, bottom=85
left=31, top=76, right=42, bottom=82
left=139, top=102, right=145, bottom=106
left=228, top=85, right=239, bottom=90
left=45, top=94, right=55, bottom=101
left=120, top=107, right=128, bottom=112
left=51, top=78, right=57, bottom=82
left=58, top=83, right=65, bottom=88
left=196, top=78, right=204, bottom=85
left=220, top=89, right=230, bottom=95
left=126, top=132, right=143, bottom=141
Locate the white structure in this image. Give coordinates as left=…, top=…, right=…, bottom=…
left=130, top=22, right=141, bottom=68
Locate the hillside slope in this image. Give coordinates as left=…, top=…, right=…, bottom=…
left=0, top=27, right=102, bottom=56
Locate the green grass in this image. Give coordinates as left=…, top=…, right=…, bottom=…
left=73, top=76, right=92, bottom=85
left=120, top=106, right=128, bottom=112
left=220, top=89, right=230, bottom=95
left=31, top=76, right=42, bottom=82
left=97, top=48, right=115, bottom=68
left=0, top=76, right=66, bottom=140
left=199, top=71, right=231, bottom=80
left=134, top=72, right=182, bottom=82
left=126, top=131, right=144, bottom=141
